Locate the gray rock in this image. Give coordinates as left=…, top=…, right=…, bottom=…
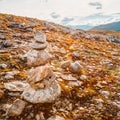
left=72, top=51, right=80, bottom=58
left=1, top=40, right=12, bottom=48
left=9, top=22, right=25, bottom=29
left=69, top=61, right=83, bottom=73
left=30, top=42, right=47, bottom=50
left=4, top=81, right=30, bottom=92
left=100, top=90, right=110, bottom=98
left=0, top=63, right=7, bottom=69
left=47, top=115, right=65, bottom=120
left=34, top=32, right=46, bottom=43
left=4, top=72, right=15, bottom=79
left=24, top=50, right=51, bottom=67
left=80, top=75, right=87, bottom=80
left=0, top=34, right=5, bottom=40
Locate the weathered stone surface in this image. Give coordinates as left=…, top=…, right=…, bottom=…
left=60, top=74, right=77, bottom=81
left=24, top=50, right=51, bottom=67
left=69, top=61, right=83, bottom=73
left=47, top=115, right=65, bottom=120
left=4, top=81, right=30, bottom=92
left=61, top=60, right=71, bottom=69
left=4, top=71, right=15, bottom=79
left=30, top=41, right=47, bottom=50
left=1, top=40, right=12, bottom=48
left=27, top=65, right=53, bottom=84
left=2, top=99, right=26, bottom=116
left=0, top=63, right=7, bottom=69
left=34, top=31, right=46, bottom=43
left=22, top=75, right=61, bottom=103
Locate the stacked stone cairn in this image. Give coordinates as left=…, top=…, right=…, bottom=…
left=22, top=31, right=61, bottom=103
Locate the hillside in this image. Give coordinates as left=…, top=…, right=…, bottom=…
left=92, top=21, right=120, bottom=32
left=0, top=13, right=120, bottom=120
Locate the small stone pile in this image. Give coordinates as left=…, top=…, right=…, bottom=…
left=22, top=31, right=61, bottom=103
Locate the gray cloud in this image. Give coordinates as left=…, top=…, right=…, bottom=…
left=61, top=17, right=74, bottom=25
left=50, top=12, right=60, bottom=19
left=89, top=2, right=102, bottom=9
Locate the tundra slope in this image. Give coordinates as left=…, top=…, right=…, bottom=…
left=0, top=13, right=120, bottom=120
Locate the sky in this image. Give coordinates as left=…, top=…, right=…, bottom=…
left=0, top=0, right=120, bottom=29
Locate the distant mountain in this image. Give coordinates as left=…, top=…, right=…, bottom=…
left=67, top=25, right=93, bottom=30
left=92, top=21, right=120, bottom=32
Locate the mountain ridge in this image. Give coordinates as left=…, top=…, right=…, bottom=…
left=92, top=21, right=120, bottom=32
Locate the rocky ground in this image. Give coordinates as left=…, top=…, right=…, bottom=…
left=0, top=13, right=120, bottom=120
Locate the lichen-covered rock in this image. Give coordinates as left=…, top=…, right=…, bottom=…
left=22, top=76, right=61, bottom=103
left=27, top=65, right=53, bottom=84
left=2, top=99, right=26, bottom=116
left=47, top=115, right=65, bottom=120
left=34, top=31, right=46, bottom=43
left=24, top=50, right=51, bottom=67
left=4, top=81, right=30, bottom=92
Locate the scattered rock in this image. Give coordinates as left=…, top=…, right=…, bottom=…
left=72, top=51, right=80, bottom=58
left=9, top=22, right=25, bottom=29
left=61, top=60, right=71, bottom=69
left=8, top=99, right=26, bottom=116
left=35, top=113, right=45, bottom=120
left=80, top=75, right=87, bottom=80
left=0, top=63, right=7, bottom=69
left=69, top=61, right=83, bottom=73
left=4, top=72, right=15, bottom=79
left=2, top=99, right=26, bottom=116
left=24, top=50, right=51, bottom=67
left=0, top=34, right=5, bottom=40
left=47, top=115, right=65, bottom=120
left=60, top=74, right=77, bottom=81
left=1, top=40, right=12, bottom=48
left=34, top=31, right=46, bottom=43
left=100, top=90, right=110, bottom=98
left=4, top=81, right=30, bottom=92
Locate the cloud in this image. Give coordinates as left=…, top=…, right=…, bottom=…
left=50, top=12, right=60, bottom=19
left=61, top=17, right=74, bottom=25
left=89, top=2, right=102, bottom=9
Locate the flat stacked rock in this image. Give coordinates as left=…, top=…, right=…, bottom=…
left=24, top=31, right=51, bottom=67
left=21, top=31, right=61, bottom=103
